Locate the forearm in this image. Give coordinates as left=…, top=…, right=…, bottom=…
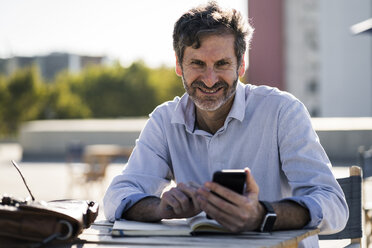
left=272, top=200, right=310, bottom=230
left=123, top=196, right=163, bottom=222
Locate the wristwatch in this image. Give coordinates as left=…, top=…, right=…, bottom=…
left=259, top=201, right=277, bottom=232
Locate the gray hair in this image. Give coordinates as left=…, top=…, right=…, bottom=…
left=173, top=1, right=254, bottom=65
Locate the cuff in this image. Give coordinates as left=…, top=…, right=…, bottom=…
left=279, top=196, right=323, bottom=229
left=114, top=193, right=151, bottom=220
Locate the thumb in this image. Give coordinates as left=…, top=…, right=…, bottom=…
left=244, top=167, right=259, bottom=196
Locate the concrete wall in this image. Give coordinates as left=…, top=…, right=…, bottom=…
left=312, top=117, right=372, bottom=162
left=19, top=119, right=148, bottom=160
left=19, top=118, right=372, bottom=163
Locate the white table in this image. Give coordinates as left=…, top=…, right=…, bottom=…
left=76, top=220, right=319, bottom=248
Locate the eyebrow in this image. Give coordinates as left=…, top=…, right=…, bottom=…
left=188, top=57, right=233, bottom=64
left=190, top=59, right=204, bottom=63
left=216, top=58, right=232, bottom=63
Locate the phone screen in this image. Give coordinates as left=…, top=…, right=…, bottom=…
left=212, top=169, right=246, bottom=195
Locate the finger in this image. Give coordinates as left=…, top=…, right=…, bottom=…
left=170, top=186, right=193, bottom=212
left=178, top=182, right=198, bottom=196
left=196, top=190, right=242, bottom=231
left=162, top=188, right=190, bottom=214
left=203, top=181, right=244, bottom=206
left=178, top=183, right=200, bottom=209
left=197, top=187, right=260, bottom=232
left=244, top=167, right=259, bottom=197
left=162, top=191, right=181, bottom=214
left=197, top=186, right=239, bottom=217
left=188, top=181, right=202, bottom=190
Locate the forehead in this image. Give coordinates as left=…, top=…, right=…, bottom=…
left=183, top=34, right=236, bottom=62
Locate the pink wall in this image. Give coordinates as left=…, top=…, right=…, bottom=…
left=246, top=0, right=284, bottom=90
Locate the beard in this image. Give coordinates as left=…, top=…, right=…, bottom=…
left=182, top=73, right=239, bottom=112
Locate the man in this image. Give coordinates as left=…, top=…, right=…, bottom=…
left=104, top=2, right=348, bottom=247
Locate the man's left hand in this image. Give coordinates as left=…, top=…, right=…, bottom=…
left=196, top=168, right=265, bottom=232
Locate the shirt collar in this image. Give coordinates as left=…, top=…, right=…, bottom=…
left=171, top=93, right=196, bottom=133
left=171, top=81, right=246, bottom=133
left=226, top=81, right=246, bottom=123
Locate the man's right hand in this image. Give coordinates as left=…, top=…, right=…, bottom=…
left=157, top=182, right=202, bottom=219
left=124, top=182, right=202, bottom=222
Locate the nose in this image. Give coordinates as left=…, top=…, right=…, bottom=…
left=202, top=67, right=219, bottom=87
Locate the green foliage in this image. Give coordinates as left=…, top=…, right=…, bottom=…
left=66, top=61, right=158, bottom=117
left=149, top=66, right=184, bottom=103
left=0, top=61, right=184, bottom=137
left=0, top=75, right=9, bottom=136
left=41, top=76, right=92, bottom=119
left=0, top=66, right=46, bottom=136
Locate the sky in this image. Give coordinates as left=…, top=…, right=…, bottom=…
left=0, top=0, right=247, bottom=67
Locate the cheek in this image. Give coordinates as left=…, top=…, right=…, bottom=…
left=220, top=72, right=238, bottom=83
left=182, top=70, right=199, bottom=83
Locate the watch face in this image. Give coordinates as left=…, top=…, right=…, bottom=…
left=261, top=213, right=277, bottom=232
left=265, top=214, right=277, bottom=230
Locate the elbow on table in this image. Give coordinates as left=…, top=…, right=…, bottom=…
left=319, top=201, right=349, bottom=235
left=103, top=193, right=117, bottom=222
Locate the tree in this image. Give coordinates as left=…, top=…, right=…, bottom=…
left=0, top=60, right=186, bottom=137
left=0, top=66, right=46, bottom=136
left=0, top=75, right=9, bottom=137
left=40, top=72, right=91, bottom=119
left=149, top=66, right=185, bottom=103
left=67, top=62, right=157, bottom=117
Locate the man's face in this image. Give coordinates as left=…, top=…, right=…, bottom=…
left=176, top=34, right=245, bottom=112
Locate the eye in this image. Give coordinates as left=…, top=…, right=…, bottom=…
left=190, top=60, right=204, bottom=66
left=216, top=60, right=229, bottom=67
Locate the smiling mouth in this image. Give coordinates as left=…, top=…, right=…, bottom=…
left=198, top=87, right=223, bottom=94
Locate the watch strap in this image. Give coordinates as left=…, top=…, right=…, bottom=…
left=260, top=200, right=275, bottom=214
left=259, top=201, right=277, bottom=232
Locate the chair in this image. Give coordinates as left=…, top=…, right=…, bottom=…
left=358, top=146, right=372, bottom=247
left=319, top=166, right=362, bottom=247
left=65, top=141, right=88, bottom=197
left=82, top=144, right=132, bottom=182
left=66, top=143, right=132, bottom=198
left=358, top=146, right=372, bottom=180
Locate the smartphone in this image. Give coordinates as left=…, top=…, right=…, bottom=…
left=212, top=169, right=246, bottom=195
left=206, top=169, right=246, bottom=219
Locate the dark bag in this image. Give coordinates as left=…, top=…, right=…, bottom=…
left=0, top=197, right=98, bottom=243
left=0, top=161, right=99, bottom=246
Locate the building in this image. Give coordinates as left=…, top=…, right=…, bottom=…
left=247, top=0, right=372, bottom=117
left=0, top=52, right=108, bottom=81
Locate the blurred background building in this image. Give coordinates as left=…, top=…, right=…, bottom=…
left=247, top=0, right=372, bottom=117
left=0, top=52, right=108, bottom=81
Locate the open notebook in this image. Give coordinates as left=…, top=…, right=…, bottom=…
left=112, top=212, right=259, bottom=237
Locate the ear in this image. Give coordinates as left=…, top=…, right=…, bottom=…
left=175, top=54, right=183, bottom=77
left=238, top=57, right=246, bottom=77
